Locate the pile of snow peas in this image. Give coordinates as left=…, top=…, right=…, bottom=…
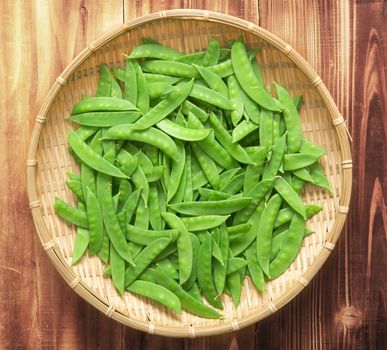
left=55, top=37, right=330, bottom=318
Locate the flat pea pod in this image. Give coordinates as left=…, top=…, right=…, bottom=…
left=241, top=89, right=261, bottom=124
left=110, top=245, right=125, bottom=294
left=256, top=194, right=282, bottom=276
left=97, top=233, right=110, bottom=264
left=262, top=133, right=286, bottom=180
left=134, top=198, right=149, bottom=229
left=110, top=76, right=123, bottom=98
left=202, top=37, right=220, bottom=67
left=292, top=167, right=314, bottom=183
left=309, top=162, right=331, bottom=191
left=181, top=100, right=208, bottom=123
left=127, top=279, right=181, bottom=314
left=228, top=75, right=244, bottom=126
left=125, top=237, right=171, bottom=286
left=251, top=60, right=264, bottom=86
left=154, top=267, right=222, bottom=318
left=125, top=224, right=179, bottom=245
left=68, top=131, right=127, bottom=179
left=71, top=97, right=138, bottom=114
left=175, top=51, right=205, bottom=64
left=220, top=172, right=244, bottom=195
left=299, top=139, right=326, bottom=158
left=187, top=113, right=238, bottom=169
left=144, top=73, right=181, bottom=85
left=71, top=227, right=89, bottom=265
left=226, top=269, right=243, bottom=306
left=183, top=146, right=193, bottom=202
left=187, top=283, right=202, bottom=302
left=168, top=197, right=253, bottom=216
left=191, top=142, right=220, bottom=189
left=269, top=213, right=306, bottom=279
left=117, top=180, right=132, bottom=212
left=259, top=108, right=273, bottom=148
left=274, top=204, right=322, bottom=228
left=167, top=140, right=185, bottom=202
left=198, top=188, right=233, bottom=201
left=66, top=179, right=84, bottom=202
left=132, top=79, right=193, bottom=130
left=96, top=64, right=112, bottom=96
left=197, top=236, right=223, bottom=309
left=283, top=153, right=321, bottom=171
left=156, top=118, right=211, bottom=141
left=68, top=111, right=142, bottom=127
left=128, top=44, right=183, bottom=60
left=112, top=66, right=125, bottom=81
left=213, top=225, right=229, bottom=295
left=219, top=168, right=241, bottom=188
left=227, top=257, right=247, bottom=275
left=156, top=258, right=179, bottom=281
left=136, top=66, right=150, bottom=114
left=245, top=243, right=265, bottom=292
left=54, top=197, right=88, bottom=228
left=148, top=183, right=162, bottom=230
left=131, top=165, right=149, bottom=206
left=141, top=60, right=199, bottom=78
left=292, top=176, right=305, bottom=194
left=86, top=188, right=104, bottom=255
left=208, top=112, right=255, bottom=165
left=231, top=120, right=258, bottom=143
left=100, top=184, right=134, bottom=265
left=189, top=83, right=233, bottom=110
left=161, top=212, right=193, bottom=285
left=192, top=169, right=208, bottom=190
left=275, top=82, right=302, bottom=152
left=180, top=215, right=230, bottom=231
left=194, top=64, right=228, bottom=97
left=274, top=176, right=306, bottom=218
left=147, top=82, right=175, bottom=100
left=232, top=40, right=281, bottom=112
left=227, top=223, right=252, bottom=241
left=207, top=58, right=234, bottom=78
left=182, top=233, right=201, bottom=290
left=243, top=146, right=268, bottom=194
left=102, top=125, right=178, bottom=161
left=123, top=60, right=137, bottom=104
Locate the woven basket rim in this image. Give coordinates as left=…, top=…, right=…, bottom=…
left=26, top=9, right=352, bottom=337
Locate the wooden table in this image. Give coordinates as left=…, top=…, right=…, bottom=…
left=1, top=1, right=386, bottom=348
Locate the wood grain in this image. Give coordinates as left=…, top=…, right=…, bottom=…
left=0, top=0, right=386, bottom=348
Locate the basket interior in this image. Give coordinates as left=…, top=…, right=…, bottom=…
left=35, top=18, right=342, bottom=332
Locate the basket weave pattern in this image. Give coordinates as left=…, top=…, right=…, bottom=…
left=27, top=10, right=352, bottom=337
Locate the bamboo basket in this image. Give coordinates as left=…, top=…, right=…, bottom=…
left=26, top=10, right=352, bottom=337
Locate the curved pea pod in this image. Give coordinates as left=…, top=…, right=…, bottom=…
left=125, top=237, right=171, bottom=287
left=256, top=194, right=283, bottom=276
left=226, top=257, right=247, bottom=275
left=156, top=118, right=211, bottom=141
left=71, top=227, right=89, bottom=265
left=68, top=111, right=142, bottom=127
left=175, top=51, right=206, bottom=64
left=132, top=79, right=193, bottom=130
left=231, top=119, right=258, bottom=143
left=128, top=44, right=183, bottom=60
left=194, top=64, right=228, bottom=97
left=96, top=64, right=112, bottom=97
left=309, top=162, right=332, bottom=191
left=166, top=140, right=185, bottom=202
left=86, top=188, right=104, bottom=255
left=66, top=179, right=84, bottom=202
left=110, top=245, right=125, bottom=294
left=161, top=212, right=193, bottom=285
left=180, top=215, right=230, bottom=231
left=127, top=279, right=182, bottom=314
left=154, top=267, right=222, bottom=318
left=228, top=75, right=244, bottom=126
left=197, top=237, right=223, bottom=309
left=71, top=97, right=138, bottom=114
left=110, top=76, right=123, bottom=98
left=269, top=213, right=306, bottom=279
left=182, top=233, right=201, bottom=290
left=213, top=225, right=229, bottom=295
left=262, top=133, right=286, bottom=180
left=198, top=188, right=232, bottom=201
left=245, top=243, right=265, bottom=292
left=227, top=223, right=252, bottom=241
left=231, top=40, right=281, bottom=112
left=181, top=100, right=208, bottom=122
left=141, top=60, right=199, bottom=78
left=292, top=167, right=314, bottom=183
left=144, top=73, right=181, bottom=85
left=208, top=59, right=234, bottom=78
left=102, top=125, right=178, bottom=161
left=147, top=82, right=175, bottom=100
left=54, top=197, right=88, bottom=228
left=274, top=176, right=306, bottom=218
left=241, top=89, right=261, bottom=124
left=208, top=113, right=255, bottom=165
left=168, top=197, right=253, bottom=216
left=202, top=37, right=221, bottom=67
left=274, top=82, right=302, bottom=152
left=136, top=66, right=150, bottom=114
left=189, top=83, right=233, bottom=110
left=220, top=172, right=244, bottom=195
left=283, top=153, right=321, bottom=171
left=68, top=132, right=127, bottom=179
left=259, top=108, right=274, bottom=148
left=243, top=146, right=269, bottom=194
left=299, top=139, right=326, bottom=158
left=274, top=204, right=322, bottom=228
left=227, top=269, right=243, bottom=307
left=112, top=66, right=125, bottom=81
left=125, top=224, right=179, bottom=245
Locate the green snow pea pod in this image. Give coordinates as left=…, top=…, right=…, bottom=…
left=245, top=243, right=265, bottom=292
left=213, top=225, right=229, bottom=295
left=71, top=97, right=138, bottom=114
left=231, top=120, right=259, bottom=143
left=123, top=60, right=137, bottom=104
left=110, top=76, right=123, bottom=98
left=136, top=65, right=150, bottom=114
left=134, top=198, right=149, bottom=229
left=308, top=162, right=331, bottom=191
left=156, top=118, right=211, bottom=141
left=69, top=111, right=142, bottom=127
left=110, top=245, right=125, bottom=294
left=168, top=197, right=253, bottom=216
left=208, top=112, right=255, bottom=165
left=117, top=180, right=132, bottom=212
left=141, top=60, right=199, bottom=78
left=102, top=125, right=178, bottom=160
left=180, top=215, right=230, bottom=231
left=227, top=223, right=252, bottom=241
left=283, top=153, right=321, bottom=171
left=219, top=168, right=241, bottom=188
left=299, top=139, right=326, bottom=158
left=220, top=172, right=244, bottom=195
left=226, top=269, right=243, bottom=307
left=259, top=108, right=273, bottom=148
left=161, top=212, right=193, bottom=285
left=251, top=60, right=264, bottom=86
left=243, top=146, right=268, bottom=194
left=66, top=179, right=84, bottom=202
left=275, top=82, right=302, bottom=152
left=183, top=146, right=193, bottom=202
left=147, top=82, right=175, bottom=100
left=241, top=89, right=261, bottom=124
left=54, top=197, right=88, bottom=228
left=187, top=283, right=202, bottom=302
left=292, top=167, right=315, bottom=183
left=167, top=140, right=185, bottom=202
left=232, top=40, right=281, bottom=112
left=192, top=170, right=208, bottom=190
left=227, top=257, right=247, bottom=275
left=291, top=176, right=305, bottom=195
left=194, top=64, right=228, bottom=97
left=181, top=100, right=208, bottom=123
left=132, top=79, right=193, bottom=130
left=131, top=164, right=149, bottom=206
left=189, top=83, right=233, bottom=110
left=125, top=224, right=179, bottom=245
left=71, top=227, right=89, bottom=265
left=182, top=233, right=201, bottom=290
left=127, top=280, right=182, bottom=314
left=228, top=75, right=244, bottom=126
left=198, top=188, right=233, bottom=201
left=112, top=66, right=125, bottom=81
left=269, top=213, right=306, bottom=279
left=128, top=44, right=183, bottom=60
left=96, top=64, right=112, bottom=97
left=202, top=37, right=221, bottom=67
left=197, top=236, right=223, bottom=309
left=261, top=133, right=286, bottom=180
left=274, top=204, right=322, bottom=228
left=86, top=188, right=104, bottom=255
left=175, top=51, right=206, bottom=65
left=274, top=176, right=306, bottom=218
left=148, top=183, right=162, bottom=230
left=207, top=58, right=234, bottom=78
left=256, top=194, right=282, bottom=276
left=144, top=73, right=181, bottom=85
left=124, top=237, right=172, bottom=287
left=156, top=258, right=179, bottom=281
left=68, top=132, right=127, bottom=179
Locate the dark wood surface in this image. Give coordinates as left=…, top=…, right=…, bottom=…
left=0, top=1, right=386, bottom=348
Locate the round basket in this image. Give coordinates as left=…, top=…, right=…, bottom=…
left=27, top=9, right=352, bottom=337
